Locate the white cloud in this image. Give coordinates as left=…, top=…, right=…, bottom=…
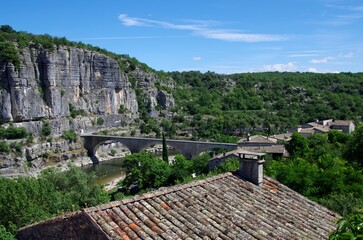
left=308, top=67, right=318, bottom=73
left=197, top=30, right=287, bottom=42
left=118, top=14, right=148, bottom=26
left=310, top=57, right=335, bottom=64
left=261, top=62, right=297, bottom=72
left=192, top=56, right=201, bottom=61
left=310, top=52, right=353, bottom=64
left=326, top=4, right=363, bottom=12
left=118, top=14, right=288, bottom=43
left=288, top=53, right=320, bottom=58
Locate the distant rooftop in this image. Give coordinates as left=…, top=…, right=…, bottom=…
left=238, top=135, right=277, bottom=144
left=330, top=120, right=354, bottom=126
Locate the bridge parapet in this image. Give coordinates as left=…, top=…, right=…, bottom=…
left=81, top=134, right=237, bottom=163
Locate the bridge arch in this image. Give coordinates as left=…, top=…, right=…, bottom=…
left=81, top=134, right=237, bottom=163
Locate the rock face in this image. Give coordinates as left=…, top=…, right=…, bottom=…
left=0, top=44, right=176, bottom=176
left=131, top=69, right=175, bottom=118
left=0, top=46, right=138, bottom=122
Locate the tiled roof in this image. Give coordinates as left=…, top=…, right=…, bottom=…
left=330, top=120, right=353, bottom=126
left=239, top=145, right=287, bottom=155
left=298, top=128, right=316, bottom=134
left=17, top=172, right=340, bottom=240
left=238, top=135, right=277, bottom=144
left=269, top=133, right=292, bottom=141
left=211, top=149, right=265, bottom=160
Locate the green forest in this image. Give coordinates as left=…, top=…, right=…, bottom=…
left=167, top=71, right=363, bottom=141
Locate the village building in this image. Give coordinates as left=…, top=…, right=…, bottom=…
left=329, top=120, right=355, bottom=133
left=236, top=135, right=288, bottom=159
left=268, top=132, right=292, bottom=142
left=17, top=152, right=339, bottom=240
left=292, top=119, right=355, bottom=136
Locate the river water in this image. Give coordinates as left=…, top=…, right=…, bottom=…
left=80, top=149, right=179, bottom=186
left=80, top=158, right=125, bottom=185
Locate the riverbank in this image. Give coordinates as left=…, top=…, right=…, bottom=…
left=103, top=175, right=125, bottom=191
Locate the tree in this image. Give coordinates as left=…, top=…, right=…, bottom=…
left=0, top=166, right=109, bottom=235
left=0, top=225, right=15, bottom=240
left=170, top=155, right=193, bottom=183
left=329, top=213, right=363, bottom=239
left=286, top=132, right=309, bottom=158
left=212, top=158, right=239, bottom=174
left=344, top=124, right=363, bottom=166
left=162, top=132, right=168, bottom=162
left=39, top=166, right=109, bottom=208
left=265, top=157, right=320, bottom=196
left=121, top=152, right=171, bottom=190
left=191, top=152, right=210, bottom=175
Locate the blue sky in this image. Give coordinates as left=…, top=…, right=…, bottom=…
left=1, top=0, right=362, bottom=73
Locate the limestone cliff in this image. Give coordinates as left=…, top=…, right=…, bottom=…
left=0, top=46, right=138, bottom=123
left=0, top=43, right=176, bottom=176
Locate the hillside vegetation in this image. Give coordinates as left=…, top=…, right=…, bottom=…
left=163, top=71, right=362, bottom=141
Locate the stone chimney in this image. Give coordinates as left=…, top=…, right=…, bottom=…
left=237, top=151, right=265, bottom=186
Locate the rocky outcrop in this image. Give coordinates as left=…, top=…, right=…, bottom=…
left=0, top=46, right=139, bottom=122
left=132, top=69, right=175, bottom=118
left=0, top=43, right=176, bottom=176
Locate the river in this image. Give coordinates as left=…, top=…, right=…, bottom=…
left=80, top=157, right=125, bottom=186
left=80, top=148, right=179, bottom=187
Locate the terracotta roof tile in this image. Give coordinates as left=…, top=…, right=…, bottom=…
left=17, top=173, right=340, bottom=240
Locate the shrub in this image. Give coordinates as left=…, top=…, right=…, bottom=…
left=69, top=104, right=86, bottom=118
left=9, top=141, right=22, bottom=156
left=0, top=141, right=10, bottom=154
left=0, top=225, right=15, bottom=240
left=96, top=117, right=104, bottom=125
left=41, top=121, right=51, bottom=137
left=0, top=126, right=28, bottom=140
left=26, top=133, right=34, bottom=145
left=118, top=105, right=127, bottom=114
left=110, top=149, right=117, bottom=156
left=0, top=41, right=20, bottom=70
left=62, top=130, right=77, bottom=142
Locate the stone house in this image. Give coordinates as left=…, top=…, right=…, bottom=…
left=329, top=120, right=355, bottom=133
left=236, top=135, right=288, bottom=159
left=294, top=119, right=355, bottom=136
left=17, top=154, right=339, bottom=240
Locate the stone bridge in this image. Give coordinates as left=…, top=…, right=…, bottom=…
left=81, top=134, right=237, bottom=163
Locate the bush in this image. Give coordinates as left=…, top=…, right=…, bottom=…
left=110, top=149, right=116, bottom=156
left=62, top=130, right=77, bottom=142
left=96, top=117, right=104, bottom=125
left=9, top=141, right=22, bottom=156
left=0, top=126, right=28, bottom=140
left=69, top=104, right=86, bottom=118
left=0, top=225, right=15, bottom=240
left=0, top=41, right=20, bottom=70
left=26, top=133, right=34, bottom=145
left=0, top=140, right=10, bottom=154
left=41, top=122, right=51, bottom=137
left=118, top=105, right=127, bottom=114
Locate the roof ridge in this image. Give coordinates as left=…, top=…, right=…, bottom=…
left=84, top=172, right=233, bottom=213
